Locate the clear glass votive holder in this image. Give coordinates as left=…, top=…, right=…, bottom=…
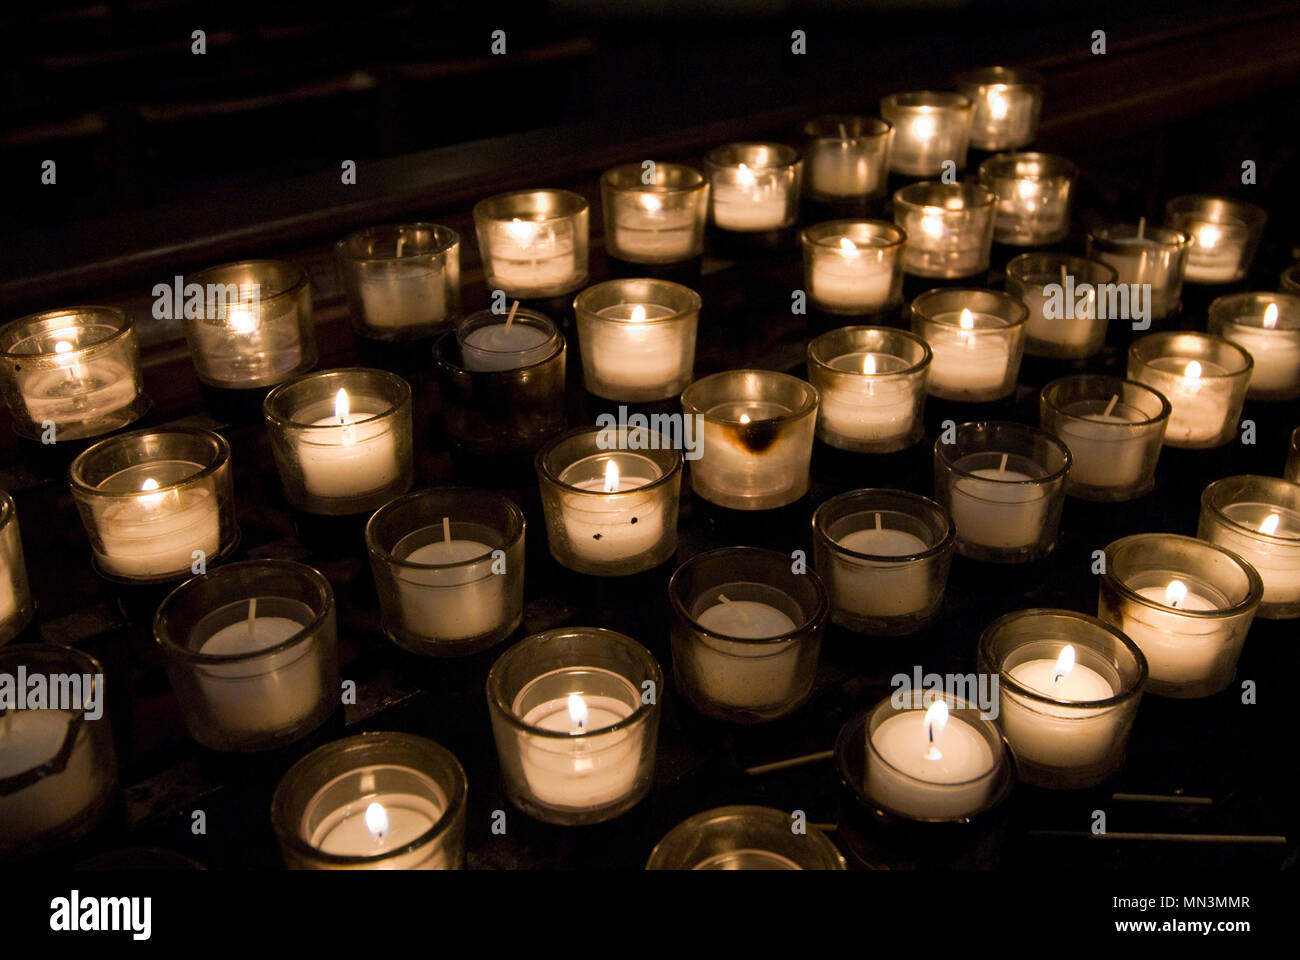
left=1127, top=332, right=1251, bottom=449
left=956, top=66, right=1042, bottom=151
left=1039, top=376, right=1170, bottom=501
left=1098, top=534, right=1262, bottom=697
left=806, top=326, right=930, bottom=453
left=668, top=546, right=829, bottom=723
left=910, top=288, right=1027, bottom=401
left=934, top=421, right=1071, bottom=562
left=68, top=427, right=236, bottom=582
left=487, top=628, right=662, bottom=825
left=154, top=560, right=339, bottom=751
left=801, top=220, right=906, bottom=315
left=336, top=224, right=460, bottom=340
left=880, top=91, right=973, bottom=177
left=433, top=324, right=566, bottom=457
left=801, top=115, right=893, bottom=202
left=1199, top=475, right=1300, bottom=619
left=978, top=152, right=1078, bottom=246
left=473, top=189, right=589, bottom=298
left=0, top=645, right=115, bottom=862
left=893, top=182, right=996, bottom=278
left=1288, top=427, right=1300, bottom=483
left=1085, top=223, right=1190, bottom=320
left=185, top=260, right=316, bottom=389
left=0, top=306, right=148, bottom=441
left=601, top=163, right=708, bottom=264
left=1207, top=292, right=1300, bottom=400
left=812, top=488, right=954, bottom=635
left=264, top=367, right=413, bottom=515
left=271, top=732, right=467, bottom=869
left=367, top=488, right=525, bottom=656
left=1006, top=253, right=1118, bottom=359
left=454, top=307, right=561, bottom=373
left=978, top=609, right=1147, bottom=789
left=703, top=143, right=802, bottom=232
left=0, top=491, right=34, bottom=644
left=574, top=278, right=701, bottom=402
left=680, top=370, right=819, bottom=510
left=1164, top=195, right=1266, bottom=285
left=536, top=426, right=682, bottom=576
left=646, top=805, right=846, bottom=870
left=1281, top=264, right=1300, bottom=296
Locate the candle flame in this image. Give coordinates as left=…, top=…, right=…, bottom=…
left=603, top=459, right=620, bottom=493
left=959, top=308, right=975, bottom=330
left=506, top=217, right=538, bottom=245
left=630, top=305, right=647, bottom=323
left=54, top=340, right=73, bottom=354
left=567, top=693, right=589, bottom=733
left=228, top=302, right=259, bottom=334
left=912, top=114, right=935, bottom=140
left=1259, top=512, right=1281, bottom=536
left=838, top=236, right=860, bottom=257
left=364, top=802, right=389, bottom=843
left=739, top=413, right=751, bottom=424
left=1164, top=579, right=1189, bottom=609
left=1183, top=360, right=1203, bottom=381
left=863, top=354, right=877, bottom=375
left=140, top=478, right=160, bottom=492
left=334, top=388, right=350, bottom=423
left=1263, top=303, right=1279, bottom=330
left=1016, top=179, right=1038, bottom=200
left=921, top=207, right=945, bottom=238
left=988, top=88, right=1009, bottom=120
left=922, top=699, right=948, bottom=761
left=139, top=476, right=165, bottom=509
left=1196, top=224, right=1221, bottom=249
left=1052, top=645, right=1076, bottom=684
left=642, top=194, right=662, bottom=214
left=736, top=163, right=755, bottom=187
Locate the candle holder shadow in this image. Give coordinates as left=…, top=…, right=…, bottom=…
left=646, top=804, right=846, bottom=869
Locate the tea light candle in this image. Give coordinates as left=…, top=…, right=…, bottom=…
left=19, top=350, right=137, bottom=427
left=916, top=306, right=1019, bottom=399
left=359, top=268, right=447, bottom=330
left=1202, top=498, right=1300, bottom=610
left=1086, top=221, right=1189, bottom=320
left=615, top=199, right=697, bottom=260
left=880, top=92, right=973, bottom=177
left=867, top=700, right=996, bottom=819
left=601, top=163, right=708, bottom=263
left=801, top=116, right=892, bottom=200
left=1054, top=395, right=1147, bottom=490
left=1209, top=296, right=1300, bottom=398
left=1119, top=578, right=1232, bottom=687
left=688, top=592, right=800, bottom=709
left=1006, top=254, right=1118, bottom=359
left=557, top=455, right=666, bottom=566
left=311, top=792, right=443, bottom=859
left=392, top=518, right=504, bottom=643
left=1128, top=333, right=1251, bottom=449
left=705, top=144, right=800, bottom=232
left=978, top=152, right=1077, bottom=246
left=492, top=218, right=577, bottom=289
left=712, top=164, right=789, bottom=230
left=92, top=462, right=221, bottom=578
left=802, top=219, right=905, bottom=315
left=948, top=452, right=1049, bottom=550
left=458, top=305, right=557, bottom=372
left=893, top=182, right=996, bottom=278
left=574, top=280, right=701, bottom=402
left=957, top=68, right=1042, bottom=151
left=835, top=513, right=930, bottom=619
left=1183, top=220, right=1246, bottom=283
left=1001, top=645, right=1118, bottom=769
left=1149, top=359, right=1225, bottom=444
left=473, top=190, right=589, bottom=297
left=0, top=708, right=104, bottom=854
left=296, top=388, right=400, bottom=499
left=816, top=352, right=916, bottom=442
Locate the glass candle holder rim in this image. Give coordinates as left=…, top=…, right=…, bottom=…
left=534, top=425, right=684, bottom=495
left=894, top=180, right=996, bottom=210
left=334, top=223, right=460, bottom=262
left=881, top=90, right=974, bottom=111
left=1164, top=193, right=1267, bottom=230
left=934, top=420, right=1072, bottom=485
left=668, top=545, right=830, bottom=646
left=1201, top=474, right=1300, bottom=546
left=485, top=628, right=662, bottom=740
left=979, top=608, right=1148, bottom=707
left=601, top=162, right=706, bottom=193
left=645, top=804, right=846, bottom=869
left=1087, top=223, right=1190, bottom=252
left=911, top=288, right=1030, bottom=329
left=801, top=219, right=906, bottom=251
left=703, top=142, right=801, bottom=169
left=806, top=326, right=932, bottom=378
left=680, top=369, right=820, bottom=424
left=812, top=487, right=955, bottom=562
left=262, top=367, right=412, bottom=431
left=1128, top=332, right=1253, bottom=379
left=1102, top=532, right=1263, bottom=618
left=1005, top=252, right=1118, bottom=286
left=572, top=278, right=703, bottom=325
left=1039, top=375, right=1172, bottom=429
left=1209, top=291, right=1300, bottom=330
left=153, top=559, right=334, bottom=666
left=269, top=731, right=467, bottom=867
left=0, top=305, right=133, bottom=359
left=955, top=65, right=1045, bottom=89
left=364, top=486, right=525, bottom=569
left=472, top=188, right=589, bottom=224
left=801, top=114, right=892, bottom=141
left=189, top=259, right=308, bottom=302
left=454, top=307, right=561, bottom=352
left=978, top=151, right=1079, bottom=181
left=67, top=425, right=230, bottom=498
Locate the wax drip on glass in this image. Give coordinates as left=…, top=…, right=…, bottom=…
left=364, top=801, right=389, bottom=845
left=1052, top=644, right=1077, bottom=684
left=1164, top=579, right=1188, bottom=609
left=923, top=699, right=947, bottom=761
left=567, top=693, right=588, bottom=735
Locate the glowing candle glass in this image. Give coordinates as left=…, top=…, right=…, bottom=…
left=473, top=190, right=589, bottom=298
left=880, top=92, right=973, bottom=177
left=978, top=152, right=1077, bottom=246
left=1199, top=475, right=1300, bottom=619
left=336, top=224, right=460, bottom=340
left=703, top=143, right=802, bottom=232
left=893, top=182, right=996, bottom=278
left=0, top=492, right=34, bottom=644
left=910, top=288, right=1027, bottom=401
left=367, top=488, right=525, bottom=656
left=0, top=307, right=148, bottom=442
left=272, top=732, right=467, bottom=869
left=1127, top=333, right=1251, bottom=449
left=978, top=609, right=1146, bottom=788
left=601, top=163, right=708, bottom=264
left=574, top=278, right=700, bottom=402
left=1005, top=253, right=1118, bottom=358
left=668, top=547, right=828, bottom=723
left=1164, top=195, right=1266, bottom=285
left=800, top=115, right=893, bottom=203
left=1086, top=223, right=1189, bottom=321
left=487, top=628, right=662, bottom=825
left=956, top=66, right=1042, bottom=151
left=1207, top=293, right=1300, bottom=400
left=647, top=805, right=846, bottom=870
left=800, top=220, right=905, bottom=315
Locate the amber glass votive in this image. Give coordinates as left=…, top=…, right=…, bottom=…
left=704, top=143, right=802, bottom=232
left=1039, top=376, right=1169, bottom=501
left=680, top=370, right=818, bottom=510
left=1006, top=253, right=1118, bottom=359
left=272, top=732, right=467, bottom=869
left=473, top=190, right=589, bottom=298
left=880, top=92, right=973, bottom=177
left=0, top=491, right=34, bottom=644
left=1127, top=333, right=1251, bottom=449
left=601, top=163, right=708, bottom=264
left=154, top=560, right=339, bottom=751
left=978, top=152, right=1077, bottom=246
left=367, top=488, right=525, bottom=656
left=1098, top=534, right=1262, bottom=697
left=0, top=645, right=116, bottom=861
left=647, top=806, right=845, bottom=870
left=574, top=279, right=701, bottom=402
left=812, top=488, right=954, bottom=635
left=336, top=224, right=460, bottom=340
left=487, top=628, right=662, bottom=825
left=1199, top=475, right=1300, bottom=619
left=956, top=66, right=1042, bottom=151
left=893, top=182, right=996, bottom=278
left=910, top=288, right=1027, bottom=401
left=806, top=326, right=930, bottom=453
left=0, top=306, right=148, bottom=441
left=1207, top=292, right=1300, bottom=400
left=669, top=547, right=828, bottom=723
left=1164, top=195, right=1266, bottom=285
left=184, top=260, right=316, bottom=388
left=69, top=427, right=236, bottom=582
left=1086, top=223, right=1189, bottom=321
left=801, top=220, right=905, bottom=315
left=801, top=115, right=893, bottom=203
left=264, top=368, right=413, bottom=515
left=978, top=609, right=1147, bottom=788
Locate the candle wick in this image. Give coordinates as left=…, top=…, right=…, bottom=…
left=247, top=597, right=257, bottom=643
left=717, top=592, right=749, bottom=624
left=1103, top=394, right=1119, bottom=418
left=442, top=515, right=452, bottom=544
left=505, top=300, right=519, bottom=332
left=1060, top=263, right=1068, bottom=287
left=1137, top=216, right=1146, bottom=240
left=875, top=512, right=882, bottom=530
left=396, top=234, right=405, bottom=259
left=998, top=452, right=1009, bottom=473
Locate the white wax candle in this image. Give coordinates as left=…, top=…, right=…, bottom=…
left=923, top=310, right=1013, bottom=395
left=489, top=219, right=577, bottom=289
left=712, top=166, right=788, bottom=231
left=1184, top=222, right=1244, bottom=283
left=585, top=303, right=686, bottom=392
left=833, top=516, right=931, bottom=619
left=1020, top=274, right=1099, bottom=350
left=93, top=461, right=221, bottom=578
left=1092, top=237, right=1179, bottom=318
left=189, top=304, right=304, bottom=384
left=613, top=201, right=696, bottom=260
left=559, top=456, right=665, bottom=565
left=1001, top=650, right=1118, bottom=769
left=948, top=455, right=1048, bottom=549
left=359, top=268, right=446, bottom=329
left=698, top=401, right=803, bottom=503
left=1144, top=357, right=1231, bottom=445
left=0, top=709, right=103, bottom=851
left=394, top=529, right=504, bottom=642
left=867, top=705, right=996, bottom=818
left=817, top=351, right=916, bottom=444
left=1056, top=399, right=1149, bottom=490
left=1207, top=503, right=1300, bottom=605
left=1220, top=313, right=1300, bottom=395
left=689, top=594, right=802, bottom=709
left=312, top=796, right=440, bottom=856
left=809, top=141, right=878, bottom=197
left=1120, top=578, right=1227, bottom=685
left=809, top=238, right=895, bottom=312
left=460, top=321, right=553, bottom=372
left=297, top=390, right=400, bottom=499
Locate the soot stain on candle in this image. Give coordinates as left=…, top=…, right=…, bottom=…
left=731, top=419, right=780, bottom=453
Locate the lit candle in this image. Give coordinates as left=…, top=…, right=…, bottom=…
left=1145, top=358, right=1227, bottom=446
left=809, top=237, right=897, bottom=312
left=816, top=351, right=917, bottom=444
left=92, top=464, right=221, bottom=578
left=557, top=456, right=666, bottom=566
left=296, top=388, right=401, bottom=500
left=1217, top=301, right=1300, bottom=396
left=1206, top=505, right=1300, bottom=607
left=947, top=451, right=1049, bottom=550
left=1119, top=578, right=1232, bottom=686
left=1183, top=220, right=1246, bottom=283
left=489, top=217, right=578, bottom=290
left=701, top=401, right=799, bottom=501
left=1000, top=645, right=1118, bottom=770
left=613, top=193, right=698, bottom=260
left=190, top=293, right=306, bottom=385
left=866, top=700, right=997, bottom=818
left=711, top=163, right=790, bottom=231
left=585, top=304, right=687, bottom=393
left=17, top=332, right=137, bottom=430
left=922, top=307, right=1014, bottom=397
